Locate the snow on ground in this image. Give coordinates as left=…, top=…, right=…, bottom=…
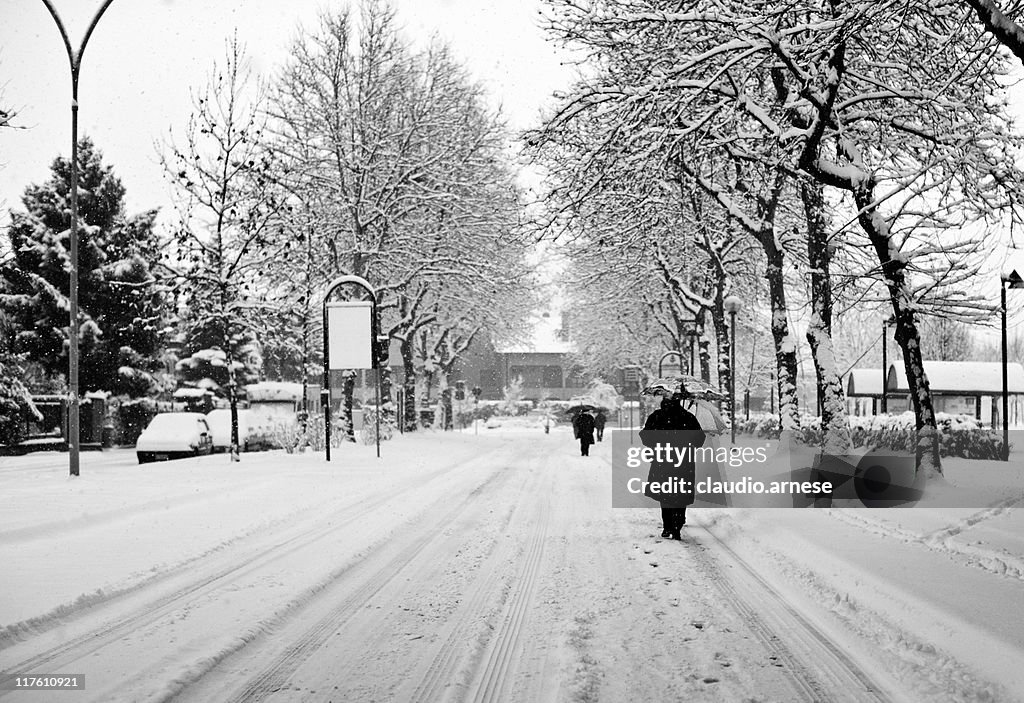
left=0, top=427, right=1021, bottom=702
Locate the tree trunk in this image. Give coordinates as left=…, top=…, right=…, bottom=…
left=698, top=324, right=712, bottom=384
left=762, top=237, right=801, bottom=432
left=379, top=366, right=395, bottom=427
left=228, top=380, right=240, bottom=462
left=341, top=370, right=356, bottom=442
left=441, top=385, right=453, bottom=431
left=802, top=178, right=851, bottom=453
left=852, top=188, right=941, bottom=476
left=711, top=301, right=731, bottom=419
left=400, top=337, right=417, bottom=432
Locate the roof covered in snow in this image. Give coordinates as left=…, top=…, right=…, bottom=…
left=846, top=369, right=886, bottom=397
left=881, top=361, right=1024, bottom=395
left=173, top=387, right=214, bottom=399
left=245, top=382, right=303, bottom=403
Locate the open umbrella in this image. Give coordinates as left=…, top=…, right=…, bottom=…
left=565, top=395, right=607, bottom=414
left=683, top=398, right=728, bottom=434
left=640, top=378, right=683, bottom=396
left=678, top=375, right=726, bottom=400
left=641, top=376, right=726, bottom=400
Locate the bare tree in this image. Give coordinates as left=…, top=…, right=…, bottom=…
left=535, top=0, right=1024, bottom=474
left=161, top=36, right=288, bottom=461
left=268, top=0, right=535, bottom=432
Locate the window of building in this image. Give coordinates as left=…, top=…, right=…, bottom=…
left=566, top=366, right=587, bottom=388
left=509, top=366, right=545, bottom=387
left=543, top=366, right=563, bottom=387
left=480, top=369, right=499, bottom=389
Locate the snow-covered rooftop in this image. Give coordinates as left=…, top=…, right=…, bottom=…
left=873, top=361, right=1024, bottom=395
left=245, top=382, right=304, bottom=403
left=173, top=387, right=213, bottom=399
left=846, top=369, right=886, bottom=397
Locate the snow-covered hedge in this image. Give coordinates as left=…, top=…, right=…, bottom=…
left=736, top=412, right=1003, bottom=459
left=114, top=398, right=187, bottom=446
left=0, top=355, right=40, bottom=446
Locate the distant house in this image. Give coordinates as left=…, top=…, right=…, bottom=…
left=454, top=311, right=587, bottom=401
left=846, top=361, right=1024, bottom=425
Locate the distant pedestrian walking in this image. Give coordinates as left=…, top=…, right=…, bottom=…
left=593, top=410, right=607, bottom=441
left=575, top=409, right=596, bottom=456
left=639, top=392, right=705, bottom=539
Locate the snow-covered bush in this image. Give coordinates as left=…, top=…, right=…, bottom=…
left=0, top=353, right=39, bottom=445
left=268, top=419, right=302, bottom=454
left=737, top=412, right=1002, bottom=459
left=455, top=402, right=500, bottom=427
left=735, top=414, right=781, bottom=439
left=587, top=380, right=622, bottom=411
left=117, top=398, right=158, bottom=446
left=360, top=409, right=394, bottom=445
left=499, top=376, right=527, bottom=414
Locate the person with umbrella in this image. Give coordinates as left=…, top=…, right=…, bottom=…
left=649, top=376, right=729, bottom=507
left=575, top=408, right=596, bottom=456
left=593, top=409, right=607, bottom=441
left=639, top=384, right=706, bottom=539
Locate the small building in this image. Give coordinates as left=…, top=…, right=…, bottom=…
left=847, top=361, right=1024, bottom=425
left=481, top=310, right=587, bottom=401
left=845, top=369, right=909, bottom=416
left=886, top=361, right=1024, bottom=427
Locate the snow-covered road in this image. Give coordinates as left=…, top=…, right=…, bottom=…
left=0, top=432, right=1021, bottom=702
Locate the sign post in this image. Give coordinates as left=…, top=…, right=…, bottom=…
left=322, top=275, right=380, bottom=461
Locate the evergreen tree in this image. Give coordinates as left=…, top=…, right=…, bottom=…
left=0, top=137, right=166, bottom=396
left=0, top=311, right=39, bottom=445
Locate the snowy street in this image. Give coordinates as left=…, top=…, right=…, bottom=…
left=1, top=431, right=1022, bottom=702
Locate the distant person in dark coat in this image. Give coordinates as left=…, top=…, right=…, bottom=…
left=576, top=409, right=596, bottom=456
left=639, top=393, right=705, bottom=539
left=593, top=410, right=607, bottom=441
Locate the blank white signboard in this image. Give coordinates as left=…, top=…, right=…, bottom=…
left=327, top=302, right=373, bottom=370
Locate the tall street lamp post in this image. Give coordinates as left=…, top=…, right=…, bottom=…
left=1001, top=268, right=1024, bottom=461
left=724, top=295, right=743, bottom=444
left=880, top=315, right=895, bottom=415
left=41, top=0, right=117, bottom=477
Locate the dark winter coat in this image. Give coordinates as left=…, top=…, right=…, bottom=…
left=593, top=412, right=607, bottom=430
left=576, top=412, right=596, bottom=445
left=639, top=397, right=705, bottom=507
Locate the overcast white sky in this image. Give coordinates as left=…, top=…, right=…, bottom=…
left=0, top=0, right=574, bottom=219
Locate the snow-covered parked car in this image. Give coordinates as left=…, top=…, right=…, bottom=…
left=136, top=413, right=213, bottom=463
left=205, top=408, right=251, bottom=453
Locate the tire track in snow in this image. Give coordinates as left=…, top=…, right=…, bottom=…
left=394, top=454, right=553, bottom=703
left=0, top=444, right=514, bottom=694
left=823, top=501, right=1024, bottom=581
left=0, top=484, right=350, bottom=650
left=691, top=522, right=893, bottom=703
left=462, top=474, right=551, bottom=703
left=171, top=449, right=537, bottom=703
left=215, top=480, right=506, bottom=703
